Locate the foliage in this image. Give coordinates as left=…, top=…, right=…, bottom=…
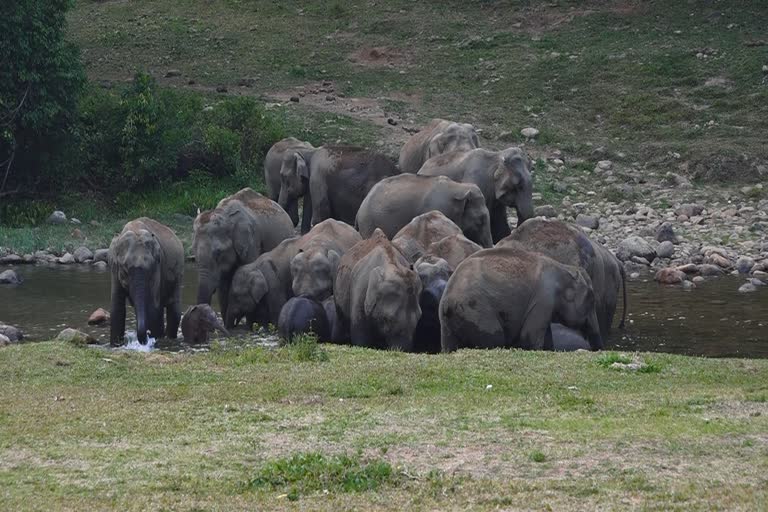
left=249, top=452, right=398, bottom=498
left=0, top=0, right=85, bottom=197
left=282, top=333, right=330, bottom=363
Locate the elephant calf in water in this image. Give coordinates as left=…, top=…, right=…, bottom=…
left=181, top=304, right=229, bottom=344
left=334, top=229, right=422, bottom=351
left=277, top=296, right=336, bottom=343
left=109, top=218, right=184, bottom=345
left=440, top=245, right=603, bottom=352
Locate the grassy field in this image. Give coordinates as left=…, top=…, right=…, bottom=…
left=69, top=0, right=768, bottom=176
left=0, top=340, right=766, bottom=510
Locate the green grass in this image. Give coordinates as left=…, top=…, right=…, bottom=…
left=0, top=342, right=766, bottom=510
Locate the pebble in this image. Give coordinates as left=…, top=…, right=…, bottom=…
left=520, top=127, right=539, bottom=138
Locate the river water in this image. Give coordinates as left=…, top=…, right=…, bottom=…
left=0, top=263, right=766, bottom=357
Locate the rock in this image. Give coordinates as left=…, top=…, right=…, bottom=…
left=70, top=218, right=81, bottom=225
left=610, top=361, right=647, bottom=372
left=616, top=236, right=656, bottom=262
left=629, top=272, right=640, bottom=279
left=71, top=228, right=84, bottom=239
left=749, top=277, right=766, bottom=287
left=553, top=182, right=568, bottom=193
left=705, top=253, right=731, bottom=269
left=165, top=69, right=182, bottom=78
left=325, top=94, right=336, bottom=101
left=93, top=249, right=109, bottom=263
left=675, top=203, right=704, bottom=218
left=631, top=256, right=651, bottom=266
left=88, top=308, right=110, bottom=326
left=665, top=172, right=692, bottom=188
left=216, top=85, right=228, bottom=93
left=55, top=328, right=96, bottom=346
left=47, top=211, right=67, bottom=224
left=738, top=282, right=758, bottom=293
left=736, top=256, right=755, bottom=274
left=387, top=118, right=398, bottom=126
left=521, top=127, right=539, bottom=139
left=0, top=254, right=23, bottom=265
left=58, top=253, right=75, bottom=264
left=73, top=246, right=93, bottom=263
left=692, top=276, right=705, bottom=284
left=596, top=160, right=613, bottom=171
left=657, top=241, right=675, bottom=259
left=236, top=77, right=256, bottom=87
left=535, top=205, right=557, bottom=218
left=655, top=222, right=679, bottom=244
left=575, top=214, right=599, bottom=230
left=676, top=263, right=699, bottom=274
left=290, top=95, right=300, bottom=102
left=655, top=268, right=686, bottom=284
left=0, top=324, right=23, bottom=342
left=0, top=269, right=23, bottom=285
left=681, top=280, right=697, bottom=290
left=698, top=264, right=725, bottom=277
left=0, top=333, right=10, bottom=346
left=92, top=261, right=108, bottom=270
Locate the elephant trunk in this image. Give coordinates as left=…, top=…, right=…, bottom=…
left=584, top=310, right=603, bottom=351
left=224, top=307, right=239, bottom=330
left=278, top=189, right=300, bottom=227
left=619, top=265, right=628, bottom=329
left=196, top=267, right=218, bottom=306
left=515, top=190, right=534, bottom=226
left=129, top=268, right=151, bottom=344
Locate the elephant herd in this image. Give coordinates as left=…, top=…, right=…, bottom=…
left=108, top=118, right=626, bottom=352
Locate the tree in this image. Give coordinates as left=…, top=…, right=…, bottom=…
left=0, top=0, right=85, bottom=198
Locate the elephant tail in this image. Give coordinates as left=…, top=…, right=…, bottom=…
left=618, top=264, right=628, bottom=329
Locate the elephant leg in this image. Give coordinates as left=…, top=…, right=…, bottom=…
left=165, top=300, right=181, bottom=339
left=543, top=323, right=554, bottom=351
left=519, top=316, right=550, bottom=350
left=110, top=277, right=127, bottom=346
left=300, top=190, right=313, bottom=234
left=490, top=203, right=512, bottom=244
left=440, top=319, right=460, bottom=353
left=149, top=308, right=164, bottom=340
left=309, top=176, right=331, bottom=226
left=218, top=276, right=231, bottom=321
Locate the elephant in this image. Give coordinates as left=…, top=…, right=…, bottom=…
left=181, top=304, right=229, bottom=344
left=108, top=218, right=184, bottom=345
left=355, top=174, right=493, bottom=248
left=399, top=119, right=480, bottom=174
left=551, top=323, right=591, bottom=352
left=193, top=188, right=294, bottom=321
left=334, top=229, right=422, bottom=351
left=264, top=137, right=315, bottom=227
left=411, top=255, right=453, bottom=353
left=278, top=296, right=332, bottom=343
left=426, top=233, right=482, bottom=271
left=391, top=210, right=463, bottom=262
left=278, top=145, right=399, bottom=233
left=440, top=244, right=603, bottom=352
left=497, top=218, right=627, bottom=340
left=225, top=236, right=303, bottom=330
left=418, top=146, right=534, bottom=243
left=290, top=219, right=362, bottom=301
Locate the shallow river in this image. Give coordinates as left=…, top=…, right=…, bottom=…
left=1, top=263, right=766, bottom=358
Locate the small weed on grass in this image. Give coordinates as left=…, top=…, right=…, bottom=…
left=529, top=450, right=547, bottom=463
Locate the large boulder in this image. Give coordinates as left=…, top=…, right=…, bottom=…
left=47, top=211, right=67, bottom=224
left=0, top=333, right=10, bottom=346
left=697, top=264, right=725, bottom=277
left=0, top=269, right=23, bottom=285
left=55, top=328, right=96, bottom=346
left=58, top=253, right=75, bottom=264
left=656, top=241, right=674, bottom=259
left=575, top=214, right=599, bottom=230
left=655, top=268, right=686, bottom=285
left=93, top=249, right=109, bottom=263
left=73, top=246, right=94, bottom=263
left=736, top=256, right=755, bottom=274
left=655, top=222, right=679, bottom=244
left=616, top=236, right=657, bottom=263
left=0, top=324, right=23, bottom=342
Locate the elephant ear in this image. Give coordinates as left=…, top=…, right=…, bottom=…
left=230, top=208, right=258, bottom=263
left=327, top=250, right=341, bottom=273
left=427, top=133, right=444, bottom=159
left=248, top=269, right=270, bottom=303
left=294, top=153, right=309, bottom=180
left=364, top=267, right=385, bottom=316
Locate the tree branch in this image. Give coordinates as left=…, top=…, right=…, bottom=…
left=1, top=84, right=31, bottom=125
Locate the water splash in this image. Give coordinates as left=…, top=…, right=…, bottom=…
left=121, top=330, right=156, bottom=352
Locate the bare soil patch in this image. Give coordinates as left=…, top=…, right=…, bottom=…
left=348, top=47, right=410, bottom=69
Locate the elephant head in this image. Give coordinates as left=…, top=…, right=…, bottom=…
left=494, top=148, right=534, bottom=225
left=457, top=185, right=494, bottom=248
left=291, top=248, right=340, bottom=301
left=193, top=203, right=258, bottom=309
left=225, top=262, right=274, bottom=329
left=555, top=268, right=603, bottom=351
left=111, top=229, right=163, bottom=344
left=427, top=122, right=479, bottom=159
left=278, top=152, right=309, bottom=226
left=413, top=255, right=452, bottom=289
left=364, top=264, right=422, bottom=350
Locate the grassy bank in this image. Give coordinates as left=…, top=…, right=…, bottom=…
left=0, top=341, right=766, bottom=510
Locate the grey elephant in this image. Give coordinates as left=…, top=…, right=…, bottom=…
left=193, top=188, right=294, bottom=321
left=399, top=119, right=480, bottom=174
left=426, top=233, right=482, bottom=270
left=391, top=210, right=463, bottom=262
left=497, top=218, right=626, bottom=340
left=551, top=323, right=591, bottom=352
left=109, top=218, right=184, bottom=345
left=264, top=137, right=315, bottom=226
left=411, top=255, right=453, bottom=353
left=277, top=296, right=332, bottom=343
left=290, top=219, right=362, bottom=300
left=225, top=236, right=303, bottom=330
left=334, top=229, right=422, bottom=351
left=278, top=145, right=399, bottom=233
left=418, top=147, right=534, bottom=243
left=440, top=245, right=603, bottom=352
left=181, top=304, right=229, bottom=344
left=355, top=174, right=493, bottom=248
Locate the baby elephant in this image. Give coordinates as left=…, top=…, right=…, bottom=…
left=109, top=218, right=184, bottom=345
left=440, top=245, right=603, bottom=352
left=277, top=296, right=332, bottom=343
left=181, top=304, right=229, bottom=344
